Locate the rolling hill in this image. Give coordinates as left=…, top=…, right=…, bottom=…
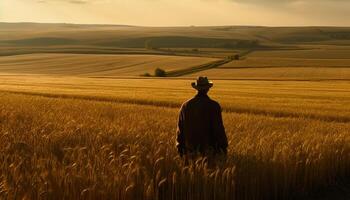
left=1, top=22, right=350, bottom=79
left=1, top=22, right=350, bottom=50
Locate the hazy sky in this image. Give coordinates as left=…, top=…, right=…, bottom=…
left=1, top=0, right=350, bottom=26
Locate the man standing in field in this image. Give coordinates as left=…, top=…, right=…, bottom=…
left=176, top=77, right=228, bottom=159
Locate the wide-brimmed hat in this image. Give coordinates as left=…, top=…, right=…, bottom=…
left=191, top=76, right=213, bottom=90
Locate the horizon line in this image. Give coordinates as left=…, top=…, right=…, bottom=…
left=1, top=21, right=350, bottom=28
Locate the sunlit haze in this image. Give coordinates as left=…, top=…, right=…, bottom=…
left=1, top=0, right=350, bottom=26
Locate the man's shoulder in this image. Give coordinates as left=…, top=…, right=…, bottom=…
left=181, top=97, right=195, bottom=108
left=182, top=96, right=221, bottom=108
left=180, top=98, right=190, bottom=109
left=208, top=98, right=221, bottom=109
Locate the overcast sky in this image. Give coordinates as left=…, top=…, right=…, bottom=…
left=1, top=0, right=350, bottom=26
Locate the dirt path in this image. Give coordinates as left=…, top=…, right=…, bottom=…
left=165, top=49, right=254, bottom=77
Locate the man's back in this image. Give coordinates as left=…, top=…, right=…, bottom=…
left=177, top=93, right=228, bottom=156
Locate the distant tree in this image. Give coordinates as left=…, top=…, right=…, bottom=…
left=234, top=54, right=240, bottom=60
left=142, top=72, right=151, bottom=77
left=154, top=68, right=166, bottom=77
left=192, top=48, right=199, bottom=52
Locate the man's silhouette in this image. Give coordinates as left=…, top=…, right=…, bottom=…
left=176, top=77, right=228, bottom=158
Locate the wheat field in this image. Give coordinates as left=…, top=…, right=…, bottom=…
left=249, top=49, right=350, bottom=59
left=0, top=75, right=349, bottom=199
left=1, top=22, right=350, bottom=200
left=1, top=75, right=350, bottom=121
left=0, top=54, right=219, bottom=76
left=198, top=51, right=350, bottom=80
left=219, top=57, right=350, bottom=68
left=188, top=67, right=350, bottom=80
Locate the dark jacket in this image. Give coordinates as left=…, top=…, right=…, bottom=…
left=176, top=93, right=228, bottom=156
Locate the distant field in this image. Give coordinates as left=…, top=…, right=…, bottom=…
left=1, top=51, right=350, bottom=79
left=0, top=46, right=235, bottom=58
left=250, top=49, right=350, bottom=59
left=219, top=57, right=350, bottom=68
left=0, top=53, right=219, bottom=76
left=198, top=48, right=350, bottom=80
left=0, top=46, right=156, bottom=57
left=188, top=67, right=350, bottom=80
left=2, top=23, right=350, bottom=48
left=1, top=52, right=350, bottom=80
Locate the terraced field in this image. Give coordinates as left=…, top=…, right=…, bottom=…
left=0, top=53, right=219, bottom=76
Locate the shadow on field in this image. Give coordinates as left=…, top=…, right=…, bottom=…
left=232, top=154, right=350, bottom=200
